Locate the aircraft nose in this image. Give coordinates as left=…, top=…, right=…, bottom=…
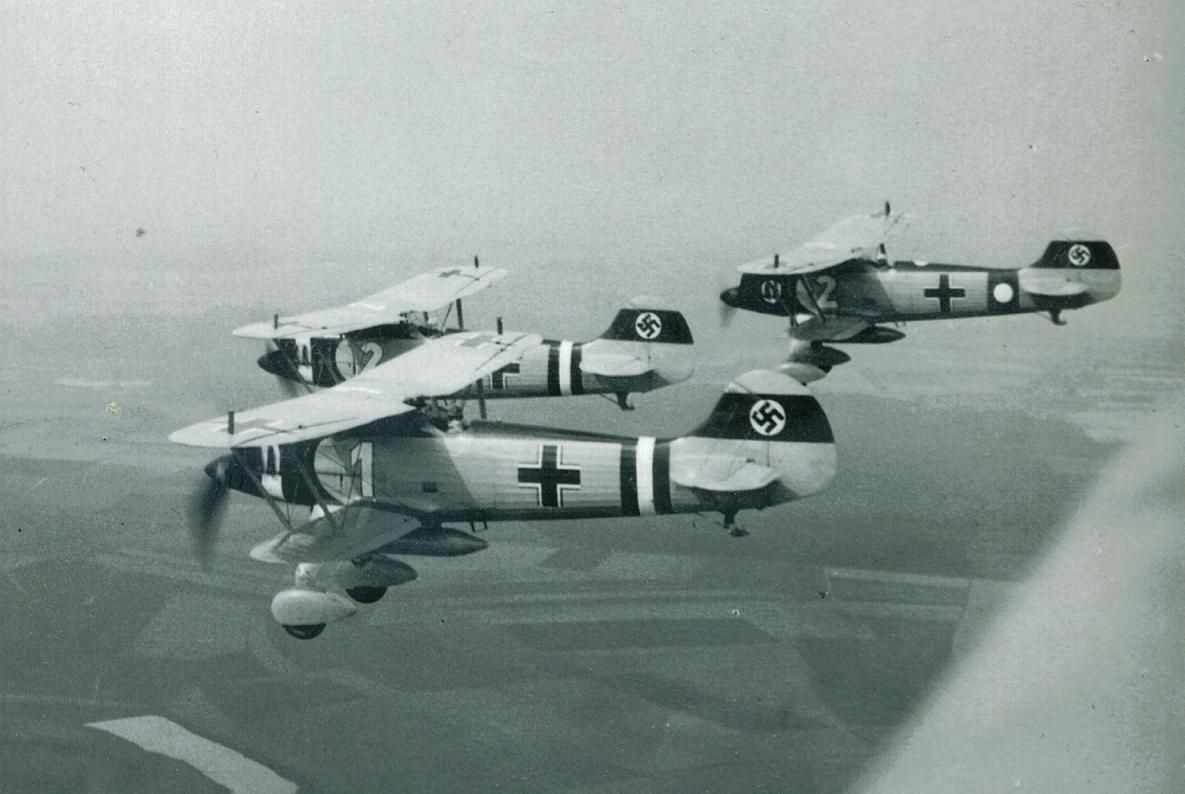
left=257, top=349, right=292, bottom=378
left=720, top=287, right=741, bottom=307
left=204, top=454, right=234, bottom=482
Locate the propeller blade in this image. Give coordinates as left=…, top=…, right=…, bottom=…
left=187, top=455, right=233, bottom=568
left=717, top=275, right=741, bottom=329
left=718, top=300, right=738, bottom=329
left=275, top=374, right=303, bottom=399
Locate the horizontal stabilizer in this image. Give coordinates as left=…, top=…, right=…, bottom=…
left=1018, top=272, right=1091, bottom=298
left=234, top=264, right=508, bottom=340
left=670, top=459, right=779, bottom=493
left=580, top=351, right=651, bottom=378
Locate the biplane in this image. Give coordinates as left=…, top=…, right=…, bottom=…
left=234, top=261, right=694, bottom=409
left=719, top=205, right=1122, bottom=382
left=172, top=355, right=836, bottom=639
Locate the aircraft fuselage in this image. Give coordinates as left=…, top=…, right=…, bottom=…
left=726, top=259, right=1121, bottom=324
left=225, top=414, right=836, bottom=525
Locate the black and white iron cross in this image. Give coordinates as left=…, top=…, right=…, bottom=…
left=490, top=362, right=520, bottom=391
left=518, top=444, right=581, bottom=508
left=923, top=274, right=966, bottom=314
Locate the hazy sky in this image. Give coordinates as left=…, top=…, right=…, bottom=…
left=2, top=1, right=1181, bottom=333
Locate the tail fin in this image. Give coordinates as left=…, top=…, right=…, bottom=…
left=1031, top=240, right=1119, bottom=271
left=692, top=370, right=833, bottom=444
left=600, top=302, right=694, bottom=344
left=670, top=371, right=836, bottom=515
left=580, top=300, right=695, bottom=395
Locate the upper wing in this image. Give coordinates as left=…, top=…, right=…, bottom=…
left=170, top=330, right=542, bottom=447
left=738, top=209, right=902, bottom=276
left=233, top=264, right=508, bottom=339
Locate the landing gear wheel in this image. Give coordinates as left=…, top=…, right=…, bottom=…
left=283, top=623, right=326, bottom=640
left=346, top=586, right=387, bottom=604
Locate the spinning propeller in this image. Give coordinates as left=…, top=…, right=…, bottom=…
left=718, top=270, right=742, bottom=328
left=718, top=299, right=738, bottom=329
left=187, top=454, right=234, bottom=568
left=275, top=372, right=304, bottom=399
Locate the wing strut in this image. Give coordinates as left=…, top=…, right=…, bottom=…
left=784, top=274, right=825, bottom=330
left=475, top=377, right=487, bottom=419
left=454, top=255, right=479, bottom=332
left=229, top=448, right=296, bottom=533
left=796, top=276, right=826, bottom=321
left=291, top=457, right=342, bottom=535
left=272, top=342, right=317, bottom=395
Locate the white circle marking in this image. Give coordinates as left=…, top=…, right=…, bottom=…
left=992, top=282, right=1015, bottom=304
left=749, top=399, right=787, bottom=437
left=634, top=311, right=662, bottom=340
left=1068, top=244, right=1091, bottom=267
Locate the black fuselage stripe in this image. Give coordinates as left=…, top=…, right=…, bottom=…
left=619, top=441, right=640, bottom=516
left=546, top=341, right=560, bottom=396
left=570, top=343, right=584, bottom=395
left=653, top=441, right=672, bottom=514
left=987, top=270, right=1020, bottom=312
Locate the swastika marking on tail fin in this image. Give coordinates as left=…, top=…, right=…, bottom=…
left=749, top=400, right=787, bottom=436
left=634, top=312, right=662, bottom=340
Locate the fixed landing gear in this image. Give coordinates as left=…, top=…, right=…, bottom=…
left=346, top=586, right=387, bottom=604
left=615, top=392, right=635, bottom=411
left=1048, top=309, right=1066, bottom=326
left=283, top=623, right=326, bottom=640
